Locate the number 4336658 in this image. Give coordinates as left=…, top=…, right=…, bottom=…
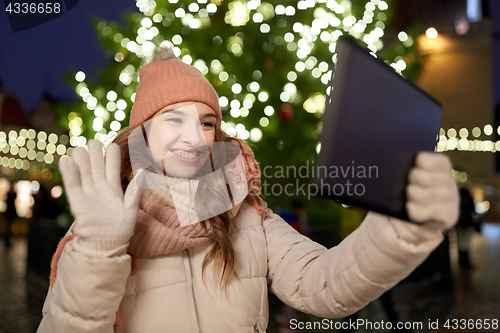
left=444, top=318, right=498, bottom=330
left=5, top=2, right=61, bottom=14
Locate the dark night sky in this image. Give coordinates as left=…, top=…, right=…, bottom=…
left=0, top=1, right=139, bottom=113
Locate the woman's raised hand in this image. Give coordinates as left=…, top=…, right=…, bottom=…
left=59, top=140, right=143, bottom=251
left=405, top=152, right=460, bottom=232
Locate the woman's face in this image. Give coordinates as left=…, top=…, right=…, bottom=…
left=146, top=101, right=217, bottom=179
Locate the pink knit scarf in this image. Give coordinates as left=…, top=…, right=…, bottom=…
left=127, top=177, right=243, bottom=258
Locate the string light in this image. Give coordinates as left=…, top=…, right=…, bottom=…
left=0, top=128, right=71, bottom=171
left=437, top=125, right=500, bottom=153
left=426, top=27, right=438, bottom=39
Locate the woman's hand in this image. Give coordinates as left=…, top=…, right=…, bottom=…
left=405, top=151, right=460, bottom=233
left=59, top=140, right=143, bottom=251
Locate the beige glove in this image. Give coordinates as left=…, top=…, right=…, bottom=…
left=390, top=152, right=460, bottom=244
left=59, top=140, right=143, bottom=255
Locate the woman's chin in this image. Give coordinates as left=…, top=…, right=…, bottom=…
left=164, top=169, right=197, bottom=179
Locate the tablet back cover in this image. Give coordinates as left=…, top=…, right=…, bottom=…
left=314, top=37, right=442, bottom=221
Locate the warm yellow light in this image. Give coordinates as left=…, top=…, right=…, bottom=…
left=224, top=1, right=250, bottom=27
left=303, top=93, right=326, bottom=114
left=426, top=27, right=438, bottom=39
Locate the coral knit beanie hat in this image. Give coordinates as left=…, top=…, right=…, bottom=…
left=129, top=48, right=221, bottom=127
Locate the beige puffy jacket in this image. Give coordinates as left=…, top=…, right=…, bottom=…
left=37, top=201, right=444, bottom=333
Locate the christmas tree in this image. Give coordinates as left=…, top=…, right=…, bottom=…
left=55, top=0, right=423, bottom=242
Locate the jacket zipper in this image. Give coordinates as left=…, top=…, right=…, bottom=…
left=186, top=248, right=201, bottom=333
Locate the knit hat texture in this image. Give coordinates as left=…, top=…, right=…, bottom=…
left=130, top=53, right=220, bottom=127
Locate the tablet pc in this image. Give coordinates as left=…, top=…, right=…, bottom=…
left=313, top=36, right=442, bottom=222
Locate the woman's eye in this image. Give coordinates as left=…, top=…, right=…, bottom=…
left=202, top=122, right=214, bottom=127
left=166, top=118, right=182, bottom=124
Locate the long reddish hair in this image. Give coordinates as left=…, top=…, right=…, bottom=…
left=111, top=114, right=242, bottom=289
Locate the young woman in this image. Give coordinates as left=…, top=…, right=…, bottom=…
left=37, top=49, right=459, bottom=333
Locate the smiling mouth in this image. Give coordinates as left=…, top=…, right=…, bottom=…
left=171, top=150, right=200, bottom=161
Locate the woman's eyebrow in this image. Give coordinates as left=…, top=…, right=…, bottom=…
left=160, top=109, right=217, bottom=119
left=161, top=109, right=184, bottom=115
left=202, top=113, right=217, bottom=119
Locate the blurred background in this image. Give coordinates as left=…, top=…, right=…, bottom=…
left=0, top=0, right=499, bottom=332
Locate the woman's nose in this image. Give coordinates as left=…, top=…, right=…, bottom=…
left=180, top=121, right=205, bottom=146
